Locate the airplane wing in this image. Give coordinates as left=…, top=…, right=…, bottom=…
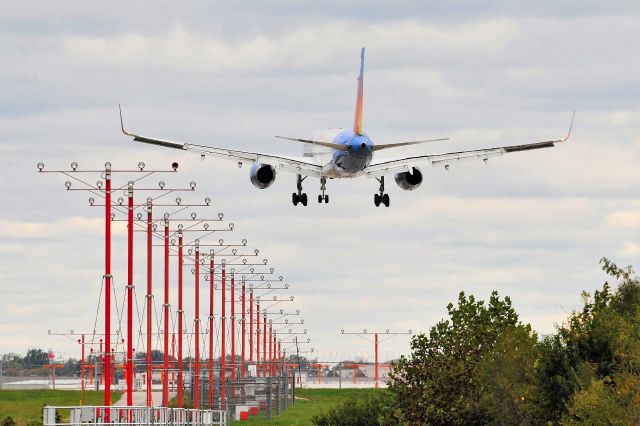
left=364, top=114, right=574, bottom=178
left=120, top=107, right=322, bottom=177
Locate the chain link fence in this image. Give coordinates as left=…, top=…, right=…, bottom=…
left=194, top=369, right=296, bottom=421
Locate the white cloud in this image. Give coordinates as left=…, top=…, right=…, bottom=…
left=618, top=242, right=640, bottom=257
left=606, top=210, right=640, bottom=229
left=0, top=217, right=103, bottom=238
left=59, top=19, right=516, bottom=74
left=1, top=3, right=639, bottom=360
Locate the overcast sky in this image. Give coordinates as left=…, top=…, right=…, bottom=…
left=1, top=1, right=639, bottom=363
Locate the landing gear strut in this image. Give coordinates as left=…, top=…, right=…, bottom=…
left=318, top=177, right=329, bottom=204
left=374, top=176, right=390, bottom=207
left=292, top=174, right=308, bottom=206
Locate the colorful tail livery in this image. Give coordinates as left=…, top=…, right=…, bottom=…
left=121, top=48, right=573, bottom=207
left=353, top=47, right=365, bottom=136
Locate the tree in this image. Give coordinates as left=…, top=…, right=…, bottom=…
left=562, top=373, right=640, bottom=425
left=135, top=350, right=166, bottom=363
left=526, top=258, right=640, bottom=423
left=22, top=348, right=48, bottom=367
left=284, top=354, right=314, bottom=370
left=58, top=358, right=80, bottom=376
left=532, top=334, right=579, bottom=422
left=1, top=353, right=22, bottom=365
left=555, top=258, right=640, bottom=423
left=385, top=291, right=529, bottom=425
left=476, top=326, right=541, bottom=425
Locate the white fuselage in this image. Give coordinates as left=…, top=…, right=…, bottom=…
left=306, top=128, right=374, bottom=178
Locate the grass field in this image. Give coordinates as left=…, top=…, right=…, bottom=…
left=0, top=390, right=121, bottom=425
left=0, top=388, right=372, bottom=425
left=244, top=388, right=380, bottom=426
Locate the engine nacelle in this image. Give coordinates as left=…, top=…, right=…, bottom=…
left=394, top=167, right=423, bottom=191
left=250, top=163, right=277, bottom=189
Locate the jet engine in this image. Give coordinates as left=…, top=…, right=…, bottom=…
left=394, top=167, right=423, bottom=191
left=250, top=163, right=277, bottom=189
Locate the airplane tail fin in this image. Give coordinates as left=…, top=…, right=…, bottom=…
left=353, top=47, right=365, bottom=135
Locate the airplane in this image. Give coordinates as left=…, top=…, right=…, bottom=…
left=120, top=47, right=573, bottom=207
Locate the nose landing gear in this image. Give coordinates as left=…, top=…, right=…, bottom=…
left=292, top=174, right=308, bottom=206
left=318, top=177, right=329, bottom=203
left=374, top=176, right=390, bottom=207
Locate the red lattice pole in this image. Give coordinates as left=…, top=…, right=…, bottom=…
left=194, top=242, right=201, bottom=409
left=241, top=280, right=246, bottom=378
left=263, top=313, right=267, bottom=377
left=256, top=302, right=261, bottom=377
left=231, top=273, right=236, bottom=382
left=177, top=229, right=184, bottom=407
left=126, top=185, right=134, bottom=406
left=146, top=198, right=153, bottom=407
left=375, top=334, right=379, bottom=388
left=221, top=264, right=226, bottom=409
left=80, top=335, right=85, bottom=395
left=341, top=328, right=412, bottom=388
left=268, top=323, right=273, bottom=377
left=104, top=170, right=111, bottom=418
left=162, top=219, right=170, bottom=406
left=249, top=289, right=254, bottom=372
left=208, top=255, right=215, bottom=408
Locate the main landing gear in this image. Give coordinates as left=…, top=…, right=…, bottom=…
left=292, top=174, right=308, bottom=206
left=318, top=177, right=329, bottom=204
left=374, top=176, right=390, bottom=207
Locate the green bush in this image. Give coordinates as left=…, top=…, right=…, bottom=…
left=169, top=391, right=194, bottom=409
left=311, top=391, right=390, bottom=426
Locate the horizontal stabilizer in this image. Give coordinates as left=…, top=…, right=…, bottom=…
left=275, top=136, right=350, bottom=151
left=372, top=137, right=449, bottom=152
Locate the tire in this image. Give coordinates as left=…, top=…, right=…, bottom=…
left=292, top=193, right=298, bottom=206
left=318, top=195, right=323, bottom=204
left=301, top=193, right=308, bottom=206
left=325, top=195, right=329, bottom=203
left=383, top=193, right=390, bottom=207
left=374, top=194, right=380, bottom=206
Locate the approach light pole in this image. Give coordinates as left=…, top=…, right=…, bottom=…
left=104, top=166, right=112, bottom=410
left=340, top=329, right=412, bottom=388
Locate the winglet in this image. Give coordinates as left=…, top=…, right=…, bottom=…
left=118, top=104, right=134, bottom=137
left=562, top=111, right=576, bottom=142
left=353, top=47, right=365, bottom=135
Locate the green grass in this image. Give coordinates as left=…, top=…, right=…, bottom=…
left=0, top=390, right=121, bottom=426
left=243, top=388, right=380, bottom=426
left=171, top=388, right=381, bottom=425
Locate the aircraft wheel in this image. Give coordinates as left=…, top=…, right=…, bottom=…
left=325, top=195, right=329, bottom=204
left=374, top=194, right=381, bottom=207
left=383, top=194, right=390, bottom=207
left=318, top=195, right=323, bottom=204
left=301, top=193, right=308, bottom=206
left=292, top=193, right=299, bottom=206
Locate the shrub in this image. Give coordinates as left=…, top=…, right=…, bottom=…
left=311, top=392, right=390, bottom=426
